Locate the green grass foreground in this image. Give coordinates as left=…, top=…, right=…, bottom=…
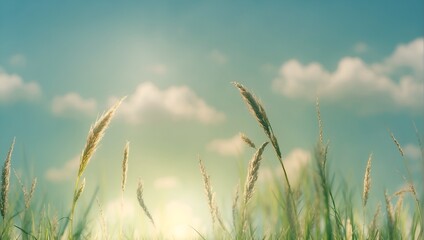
left=0, top=83, right=422, bottom=239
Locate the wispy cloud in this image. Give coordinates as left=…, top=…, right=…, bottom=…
left=354, top=42, right=368, bottom=54
left=9, top=54, right=27, bottom=67
left=0, top=69, right=41, bottom=102
left=209, top=49, right=228, bottom=64
left=110, top=82, right=225, bottom=124
left=154, top=176, right=180, bottom=190
left=207, top=134, right=244, bottom=156
left=273, top=38, right=424, bottom=114
left=52, top=93, right=97, bottom=116
left=147, top=64, right=168, bottom=76
left=45, top=155, right=79, bottom=182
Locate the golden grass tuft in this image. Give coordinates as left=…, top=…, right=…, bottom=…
left=13, top=169, right=37, bottom=209
left=233, top=82, right=292, bottom=193
left=243, top=142, right=268, bottom=206
left=69, top=97, right=124, bottom=239
left=362, top=153, right=372, bottom=207
left=389, top=131, right=404, bottom=157
left=1, top=137, right=15, bottom=219
left=240, top=132, right=256, bottom=149
left=199, top=158, right=227, bottom=233
left=121, top=141, right=130, bottom=192
left=78, top=97, right=125, bottom=177
left=74, top=178, right=86, bottom=203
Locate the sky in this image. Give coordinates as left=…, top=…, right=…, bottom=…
left=1, top=1, right=423, bottom=238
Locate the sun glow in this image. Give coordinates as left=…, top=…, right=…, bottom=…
left=100, top=198, right=205, bottom=239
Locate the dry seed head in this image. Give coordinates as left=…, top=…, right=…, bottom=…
left=74, top=178, right=86, bottom=202
left=1, top=137, right=15, bottom=218
left=243, top=142, right=269, bottom=206
left=199, top=158, right=217, bottom=224
left=78, top=97, right=125, bottom=177
left=393, top=185, right=413, bottom=197
left=198, top=158, right=228, bottom=232
left=121, top=141, right=130, bottom=192
left=26, top=178, right=37, bottom=209
left=240, top=133, right=256, bottom=149
left=395, top=194, right=404, bottom=218
left=233, top=82, right=272, bottom=138
left=13, top=170, right=36, bottom=208
left=362, top=153, right=372, bottom=207
left=389, top=131, right=404, bottom=157
left=137, top=178, right=155, bottom=226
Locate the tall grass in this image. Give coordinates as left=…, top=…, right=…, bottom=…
left=0, top=84, right=422, bottom=239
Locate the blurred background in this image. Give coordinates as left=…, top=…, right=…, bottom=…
left=0, top=1, right=423, bottom=238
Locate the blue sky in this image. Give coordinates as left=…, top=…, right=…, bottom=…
left=1, top=1, right=423, bottom=237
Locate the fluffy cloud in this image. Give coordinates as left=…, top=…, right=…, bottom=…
left=45, top=155, right=79, bottom=182
left=110, top=82, right=225, bottom=124
left=0, top=69, right=41, bottom=102
left=259, top=148, right=311, bottom=186
left=273, top=38, right=424, bottom=113
left=207, top=134, right=245, bottom=156
left=209, top=49, right=228, bottom=64
left=52, top=93, right=97, bottom=116
left=403, top=144, right=422, bottom=160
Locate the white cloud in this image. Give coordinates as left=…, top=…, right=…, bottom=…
left=207, top=134, right=244, bottom=156
left=283, top=148, right=311, bottom=185
left=9, top=54, right=27, bottom=67
left=259, top=148, right=311, bottom=186
left=403, top=144, right=422, bottom=160
left=380, top=38, right=424, bottom=74
left=209, top=50, right=228, bottom=64
left=354, top=42, right=368, bottom=53
left=45, top=155, right=79, bottom=182
left=154, top=176, right=180, bottom=190
left=273, top=38, right=424, bottom=113
left=110, top=82, right=225, bottom=124
left=52, top=93, right=97, bottom=116
left=0, top=69, right=41, bottom=102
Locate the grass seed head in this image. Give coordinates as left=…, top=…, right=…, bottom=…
left=78, top=97, right=125, bottom=177
left=243, top=142, right=269, bottom=206
left=137, top=178, right=155, bottom=226
left=362, top=153, right=372, bottom=207
left=1, top=137, right=15, bottom=218
left=121, top=141, right=130, bottom=192
left=240, top=132, right=256, bottom=149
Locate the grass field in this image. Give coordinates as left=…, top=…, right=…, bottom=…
left=1, top=82, right=422, bottom=240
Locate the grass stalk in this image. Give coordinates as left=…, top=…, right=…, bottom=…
left=68, top=97, right=124, bottom=239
